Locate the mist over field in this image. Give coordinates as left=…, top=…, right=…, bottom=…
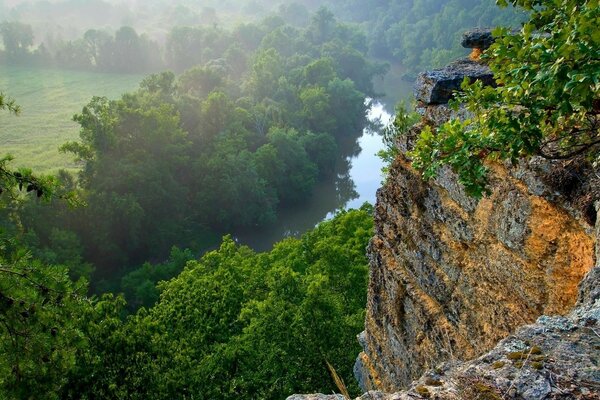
left=1, top=0, right=294, bottom=43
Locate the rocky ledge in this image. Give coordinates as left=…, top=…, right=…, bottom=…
left=414, top=29, right=496, bottom=105
left=461, top=28, right=495, bottom=50
left=413, top=58, right=495, bottom=105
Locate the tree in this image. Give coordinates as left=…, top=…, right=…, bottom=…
left=299, top=86, right=335, bottom=133
left=82, top=29, right=112, bottom=69
left=97, top=206, right=374, bottom=400
left=411, top=0, right=600, bottom=197
left=61, top=93, right=191, bottom=272
left=0, top=99, right=88, bottom=399
left=0, top=21, right=33, bottom=61
left=0, top=236, right=88, bottom=399
left=308, top=7, right=336, bottom=45
left=178, top=65, right=226, bottom=98
left=264, top=128, right=319, bottom=204
left=247, top=48, right=285, bottom=100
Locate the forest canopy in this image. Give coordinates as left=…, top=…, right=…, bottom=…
left=11, top=10, right=384, bottom=287
left=1, top=198, right=373, bottom=399
left=0, top=0, right=525, bottom=76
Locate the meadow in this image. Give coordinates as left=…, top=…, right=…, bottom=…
left=0, top=65, right=143, bottom=173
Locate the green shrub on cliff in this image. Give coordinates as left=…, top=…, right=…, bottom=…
left=411, top=0, right=600, bottom=197
left=378, top=101, right=419, bottom=179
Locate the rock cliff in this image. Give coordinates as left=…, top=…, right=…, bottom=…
left=353, top=31, right=597, bottom=394
left=288, top=30, right=599, bottom=400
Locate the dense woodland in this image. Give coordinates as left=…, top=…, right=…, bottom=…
left=1, top=176, right=373, bottom=398
left=0, top=9, right=380, bottom=398
left=1, top=0, right=597, bottom=398
left=8, top=11, right=384, bottom=288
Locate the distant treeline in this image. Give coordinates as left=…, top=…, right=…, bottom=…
left=293, top=0, right=527, bottom=75
left=0, top=21, right=190, bottom=73
left=1, top=0, right=525, bottom=75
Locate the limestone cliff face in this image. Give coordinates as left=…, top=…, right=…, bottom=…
left=356, top=153, right=595, bottom=391
left=354, top=37, right=597, bottom=392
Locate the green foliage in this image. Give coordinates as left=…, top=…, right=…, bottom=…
left=0, top=1, right=526, bottom=77
left=0, top=13, right=382, bottom=396
left=58, top=294, right=159, bottom=400
left=0, top=233, right=88, bottom=399
left=0, top=91, right=20, bottom=114
left=0, top=150, right=88, bottom=399
left=0, top=156, right=56, bottom=201
left=0, top=205, right=372, bottom=399
left=378, top=102, right=420, bottom=177
left=63, top=205, right=373, bottom=400
left=411, top=0, right=600, bottom=197
left=308, top=0, right=527, bottom=75
left=18, top=10, right=379, bottom=282
left=120, top=247, right=195, bottom=311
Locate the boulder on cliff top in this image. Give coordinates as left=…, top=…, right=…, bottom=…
left=414, top=59, right=495, bottom=105
left=461, top=28, right=495, bottom=49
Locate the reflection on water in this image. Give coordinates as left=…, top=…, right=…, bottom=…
left=234, top=101, right=392, bottom=251
left=345, top=102, right=392, bottom=210
left=373, top=62, right=415, bottom=113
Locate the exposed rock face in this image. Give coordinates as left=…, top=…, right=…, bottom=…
left=461, top=28, right=495, bottom=50
left=291, top=267, right=600, bottom=398
left=413, top=59, right=495, bottom=105
left=356, top=154, right=595, bottom=393
left=355, top=54, right=597, bottom=393
left=291, top=190, right=600, bottom=400
left=289, top=32, right=598, bottom=400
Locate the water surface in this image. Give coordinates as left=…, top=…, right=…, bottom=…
left=234, top=102, right=393, bottom=251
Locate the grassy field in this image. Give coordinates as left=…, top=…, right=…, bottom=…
left=0, top=65, right=143, bottom=173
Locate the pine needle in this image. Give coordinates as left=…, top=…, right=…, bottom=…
left=326, top=360, right=351, bottom=400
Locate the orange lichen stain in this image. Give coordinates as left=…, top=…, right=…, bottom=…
left=525, top=196, right=594, bottom=314
left=386, top=249, right=444, bottom=320
left=395, top=156, right=417, bottom=172
left=438, top=226, right=466, bottom=256
left=470, top=48, right=483, bottom=60
left=359, top=351, right=383, bottom=390
left=439, top=190, right=470, bottom=221
left=473, top=196, right=495, bottom=239
left=483, top=163, right=594, bottom=315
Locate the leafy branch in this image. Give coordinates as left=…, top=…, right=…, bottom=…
left=410, top=0, right=600, bottom=197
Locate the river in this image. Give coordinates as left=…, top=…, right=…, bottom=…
left=234, top=65, right=416, bottom=251
left=234, top=63, right=416, bottom=251
left=233, top=101, right=393, bottom=251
